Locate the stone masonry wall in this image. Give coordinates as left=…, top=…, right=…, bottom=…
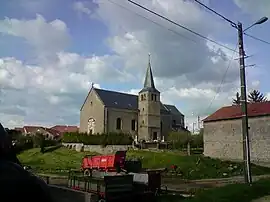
left=49, top=185, right=95, bottom=202
left=62, top=143, right=132, bottom=154
left=203, top=116, right=270, bottom=163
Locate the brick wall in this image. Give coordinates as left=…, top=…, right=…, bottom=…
left=203, top=116, right=270, bottom=163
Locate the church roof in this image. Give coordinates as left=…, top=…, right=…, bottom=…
left=139, top=54, right=159, bottom=93
left=164, top=104, right=184, bottom=116
left=94, top=88, right=182, bottom=115
left=95, top=88, right=138, bottom=110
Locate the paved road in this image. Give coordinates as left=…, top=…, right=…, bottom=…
left=39, top=174, right=270, bottom=193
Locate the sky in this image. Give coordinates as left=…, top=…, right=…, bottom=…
left=0, top=0, right=270, bottom=131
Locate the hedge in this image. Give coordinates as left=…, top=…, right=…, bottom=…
left=62, top=132, right=133, bottom=145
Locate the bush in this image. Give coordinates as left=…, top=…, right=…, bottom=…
left=62, top=132, right=133, bottom=145
left=13, top=136, right=33, bottom=154
left=168, top=131, right=203, bottom=150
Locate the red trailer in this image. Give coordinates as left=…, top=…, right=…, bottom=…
left=81, top=151, right=127, bottom=175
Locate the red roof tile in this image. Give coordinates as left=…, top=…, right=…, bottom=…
left=14, top=127, right=24, bottom=133
left=50, top=125, right=79, bottom=133
left=23, top=126, right=44, bottom=133
left=203, top=101, right=270, bottom=122
left=44, top=128, right=61, bottom=137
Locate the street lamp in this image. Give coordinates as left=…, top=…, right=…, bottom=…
left=244, top=17, right=268, bottom=32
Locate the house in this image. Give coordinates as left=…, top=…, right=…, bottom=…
left=15, top=126, right=60, bottom=140
left=203, top=101, right=270, bottom=163
left=50, top=125, right=79, bottom=135
left=80, top=55, right=186, bottom=141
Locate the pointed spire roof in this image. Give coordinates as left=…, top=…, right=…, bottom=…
left=140, top=53, right=159, bottom=93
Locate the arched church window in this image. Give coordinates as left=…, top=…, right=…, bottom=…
left=87, top=118, right=95, bottom=134
left=116, top=118, right=122, bottom=130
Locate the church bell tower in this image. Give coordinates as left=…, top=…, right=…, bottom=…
left=138, top=54, right=161, bottom=141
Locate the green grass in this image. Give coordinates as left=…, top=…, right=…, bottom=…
left=181, top=178, right=270, bottom=202
left=17, top=147, right=97, bottom=174
left=127, top=150, right=270, bottom=180
left=18, top=147, right=270, bottom=179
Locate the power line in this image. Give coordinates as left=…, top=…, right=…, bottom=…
left=201, top=45, right=238, bottom=116
left=106, top=0, right=198, bottom=44
left=193, top=0, right=236, bottom=26
left=193, top=0, right=270, bottom=46
left=244, top=33, right=270, bottom=45
left=127, top=0, right=237, bottom=53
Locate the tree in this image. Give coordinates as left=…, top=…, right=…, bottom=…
left=248, top=90, right=267, bottom=103
left=232, top=92, right=241, bottom=105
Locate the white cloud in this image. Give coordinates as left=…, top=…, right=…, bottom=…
left=0, top=14, right=70, bottom=59
left=233, top=0, right=270, bottom=17
left=266, top=93, right=270, bottom=100
left=73, top=1, right=92, bottom=15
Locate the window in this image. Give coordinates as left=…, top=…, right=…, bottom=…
left=88, top=118, right=95, bottom=134
left=143, top=94, right=146, bottom=100
left=172, top=120, right=176, bottom=125
left=116, top=118, right=122, bottom=130
left=131, top=119, right=136, bottom=131
left=160, top=121, right=163, bottom=132
left=141, top=94, right=144, bottom=101
left=153, top=132, right=158, bottom=140
left=151, top=94, right=154, bottom=100
left=90, top=101, right=93, bottom=106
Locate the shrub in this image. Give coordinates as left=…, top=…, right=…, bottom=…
left=62, top=132, right=133, bottom=145
left=13, top=136, right=33, bottom=154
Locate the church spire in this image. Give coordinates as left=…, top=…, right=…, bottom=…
left=142, top=53, right=157, bottom=91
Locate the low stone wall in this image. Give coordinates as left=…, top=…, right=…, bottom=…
left=62, top=143, right=133, bottom=154
left=49, top=185, right=96, bottom=202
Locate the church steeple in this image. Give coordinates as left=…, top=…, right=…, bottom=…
left=140, top=54, right=159, bottom=93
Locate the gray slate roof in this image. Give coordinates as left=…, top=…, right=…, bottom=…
left=94, top=88, right=182, bottom=115
left=164, top=104, right=184, bottom=116
left=139, top=54, right=159, bottom=94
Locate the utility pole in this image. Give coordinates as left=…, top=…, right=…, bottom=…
left=237, top=22, right=252, bottom=185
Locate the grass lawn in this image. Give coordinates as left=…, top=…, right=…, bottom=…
left=181, top=178, right=270, bottom=202
left=18, top=147, right=270, bottom=179
left=17, top=147, right=97, bottom=174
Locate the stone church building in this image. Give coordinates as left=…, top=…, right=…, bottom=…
left=80, top=57, right=186, bottom=141
left=203, top=101, right=270, bottom=163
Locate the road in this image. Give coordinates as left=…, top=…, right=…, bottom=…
left=39, top=174, right=270, bottom=194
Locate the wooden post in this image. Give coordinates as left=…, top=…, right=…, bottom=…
left=187, top=141, right=191, bottom=156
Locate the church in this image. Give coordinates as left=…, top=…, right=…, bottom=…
left=79, top=56, right=187, bottom=141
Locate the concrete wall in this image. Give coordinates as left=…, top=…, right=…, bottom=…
left=203, top=116, right=270, bottom=162
left=107, top=107, right=138, bottom=136
left=49, top=185, right=96, bottom=202
left=63, top=143, right=132, bottom=154
left=80, top=89, right=105, bottom=134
